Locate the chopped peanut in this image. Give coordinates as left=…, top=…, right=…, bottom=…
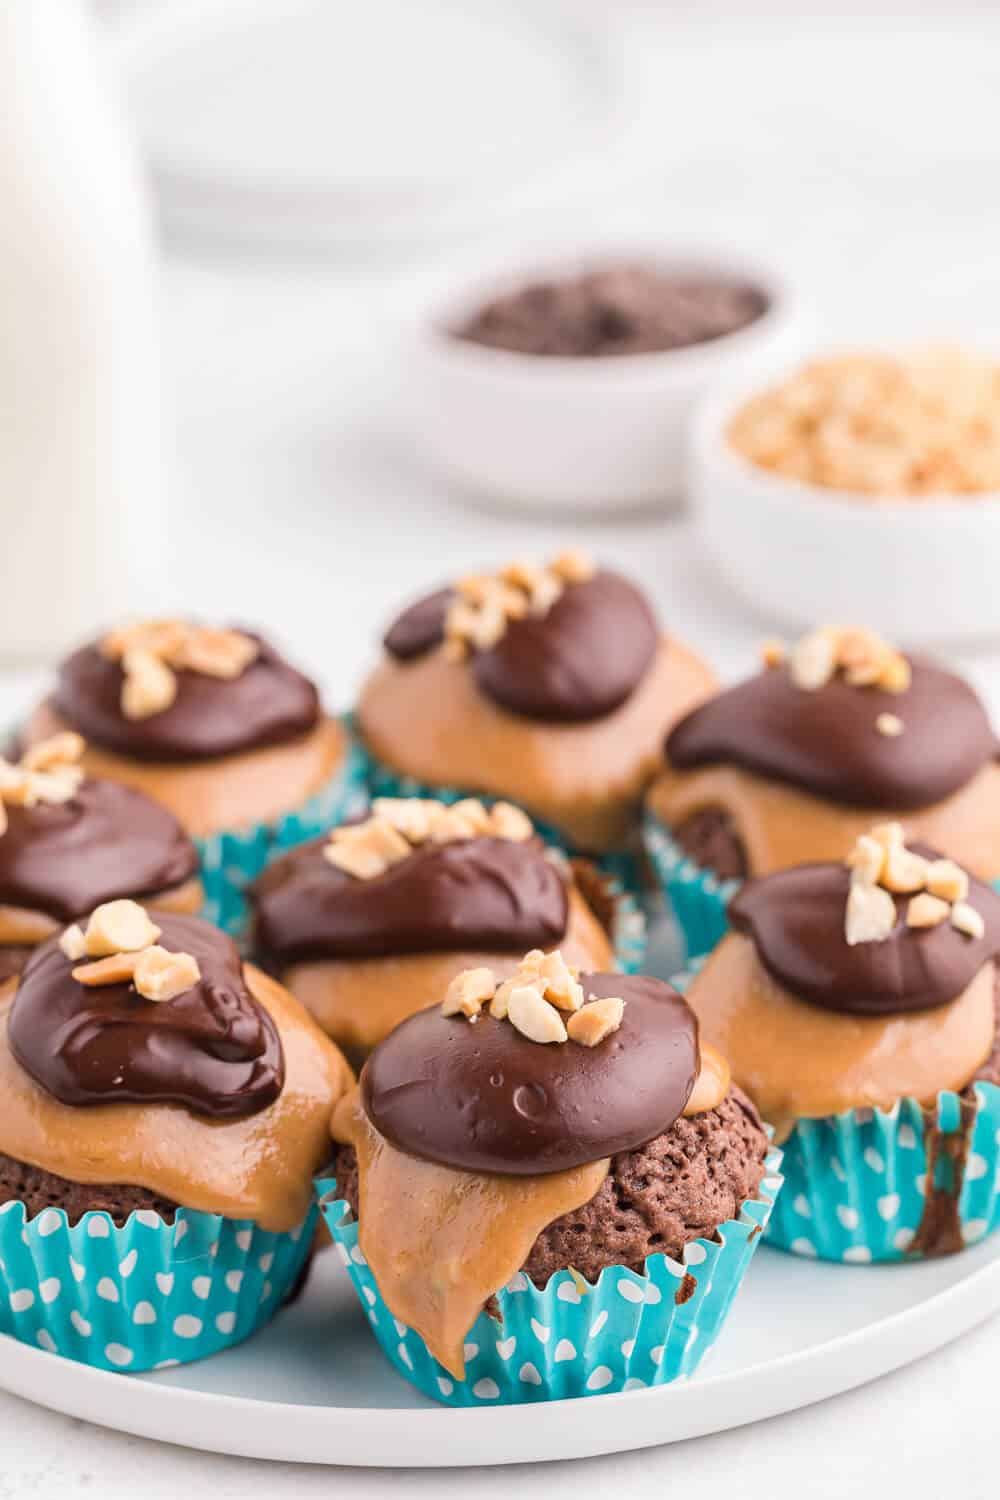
left=133, top=945, right=202, bottom=1002
left=845, top=882, right=897, bottom=945
left=58, top=924, right=87, bottom=961
left=489, top=802, right=534, bottom=841
left=789, top=629, right=837, bottom=691
left=72, top=951, right=140, bottom=986
left=84, top=900, right=162, bottom=957
left=881, top=845, right=929, bottom=894
left=567, top=996, right=625, bottom=1047
left=549, top=549, right=596, bottom=584
left=760, top=638, right=786, bottom=668
left=846, top=834, right=886, bottom=887
left=121, top=647, right=177, bottom=720
left=507, top=984, right=567, bottom=1044
left=876, top=713, right=904, bottom=737
left=537, top=950, right=584, bottom=1012
left=952, top=901, right=986, bottom=939
left=21, top=732, right=85, bottom=773
left=925, top=859, right=969, bottom=904
left=441, top=967, right=496, bottom=1018
left=906, top=892, right=951, bottom=929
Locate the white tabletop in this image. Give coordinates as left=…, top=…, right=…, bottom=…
left=5, top=3, right=1000, bottom=1492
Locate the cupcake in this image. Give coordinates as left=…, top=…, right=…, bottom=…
left=357, top=551, right=715, bottom=854
left=645, top=625, right=1000, bottom=955
left=22, top=620, right=366, bottom=931
left=251, top=796, right=643, bottom=1065
left=317, top=950, right=780, bottom=1404
left=0, top=900, right=352, bottom=1369
left=0, top=732, right=201, bottom=981
left=681, top=824, right=1000, bottom=1261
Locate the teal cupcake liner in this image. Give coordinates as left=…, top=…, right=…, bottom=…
left=361, top=759, right=646, bottom=970
left=314, top=1148, right=782, bottom=1406
left=643, top=811, right=739, bottom=961
left=197, top=719, right=369, bottom=937
left=0, top=1197, right=316, bottom=1372
left=672, top=964, right=1000, bottom=1262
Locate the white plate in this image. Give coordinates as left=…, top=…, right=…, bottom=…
left=109, top=0, right=633, bottom=250
left=1, top=1228, right=999, bottom=1466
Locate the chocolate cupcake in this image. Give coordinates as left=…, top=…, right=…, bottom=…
left=645, top=625, right=1000, bottom=956
left=0, top=901, right=352, bottom=1369
left=682, top=824, right=1000, bottom=1261
left=316, top=950, right=780, bottom=1404
left=357, top=551, right=715, bottom=854
left=22, top=620, right=366, bottom=933
left=251, top=796, right=645, bottom=1065
left=0, top=732, right=201, bottom=982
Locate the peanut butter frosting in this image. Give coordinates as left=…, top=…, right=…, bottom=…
left=22, top=703, right=346, bottom=837
left=276, top=883, right=613, bottom=1059
left=686, top=933, right=994, bottom=1142
left=648, top=760, right=1000, bottom=882
left=0, top=958, right=350, bottom=1231
left=359, top=638, right=714, bottom=851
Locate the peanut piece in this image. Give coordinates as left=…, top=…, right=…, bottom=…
left=59, top=924, right=87, bottom=961
left=876, top=713, right=904, bottom=737
left=881, top=845, right=929, bottom=894
left=845, top=882, right=897, bottom=945
left=371, top=798, right=439, bottom=844
left=489, top=801, right=534, bottom=842
left=507, top=984, right=567, bottom=1044
left=906, top=892, right=951, bottom=929
left=84, top=899, right=162, bottom=957
left=73, top=951, right=140, bottom=986
left=790, top=629, right=837, bottom=691
left=549, top=549, right=596, bottom=584
left=133, top=945, right=202, bottom=1002
left=760, top=638, right=786, bottom=668
left=441, top=966, right=496, bottom=1018
left=537, top=950, right=584, bottom=1012
left=567, top=996, right=625, bottom=1047
left=846, top=834, right=886, bottom=887
left=121, top=647, right=177, bottom=720
left=925, top=859, right=969, bottom=904
left=21, top=732, right=85, bottom=773
left=173, top=628, right=258, bottom=680
left=951, top=901, right=986, bottom=940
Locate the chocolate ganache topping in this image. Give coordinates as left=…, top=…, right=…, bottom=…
left=0, top=780, right=197, bottom=923
left=667, top=656, right=997, bottom=809
left=8, top=913, right=284, bottom=1118
left=382, top=571, right=658, bottom=723
left=53, top=633, right=320, bottom=762
left=729, top=850, right=1000, bottom=1016
left=361, top=973, right=698, bottom=1174
left=254, top=835, right=568, bottom=964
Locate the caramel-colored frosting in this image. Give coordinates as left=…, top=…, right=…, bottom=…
left=333, top=1091, right=609, bottom=1378
left=23, top=703, right=346, bottom=838
left=0, top=876, right=203, bottom=949
left=686, top=933, right=995, bottom=1141
left=0, top=965, right=352, bottom=1230
left=647, top=761, right=1000, bottom=882
left=282, top=883, right=614, bottom=1060
left=359, top=638, right=715, bottom=852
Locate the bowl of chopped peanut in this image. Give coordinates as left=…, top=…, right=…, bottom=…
left=691, top=344, right=1000, bottom=644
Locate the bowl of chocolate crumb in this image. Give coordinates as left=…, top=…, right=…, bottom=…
left=398, top=240, right=807, bottom=512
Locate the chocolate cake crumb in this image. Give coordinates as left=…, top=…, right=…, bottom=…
left=0, top=1152, right=178, bottom=1227
left=455, top=266, right=768, bottom=359
left=672, top=807, right=748, bottom=882
left=333, top=1086, right=768, bottom=1287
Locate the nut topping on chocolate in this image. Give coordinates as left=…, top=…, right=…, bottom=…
left=60, top=898, right=201, bottom=1002
left=844, top=825, right=984, bottom=945
left=324, top=797, right=534, bottom=881
left=780, top=625, right=911, bottom=695
left=440, top=949, right=623, bottom=1047
left=101, top=620, right=260, bottom=721
left=0, top=732, right=86, bottom=833
left=443, top=551, right=596, bottom=662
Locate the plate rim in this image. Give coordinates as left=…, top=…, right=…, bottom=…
left=2, top=1240, right=999, bottom=1467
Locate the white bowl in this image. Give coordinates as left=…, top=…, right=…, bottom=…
left=691, top=358, right=1000, bottom=647
left=396, top=240, right=809, bottom=512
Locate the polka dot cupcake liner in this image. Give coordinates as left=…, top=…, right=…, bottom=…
left=313, top=1150, right=782, bottom=1407
left=197, top=716, right=370, bottom=939
left=360, top=757, right=647, bottom=973
left=762, top=1087, right=1000, bottom=1263
left=0, top=1197, right=316, bottom=1372
left=672, top=964, right=1000, bottom=1263
left=642, top=812, right=739, bottom=963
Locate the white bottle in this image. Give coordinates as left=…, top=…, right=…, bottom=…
left=0, top=0, right=162, bottom=661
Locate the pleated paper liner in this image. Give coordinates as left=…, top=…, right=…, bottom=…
left=642, top=811, right=739, bottom=963
left=0, top=1198, right=317, bottom=1372
left=673, top=963, right=1000, bottom=1262
left=313, top=1149, right=782, bottom=1406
